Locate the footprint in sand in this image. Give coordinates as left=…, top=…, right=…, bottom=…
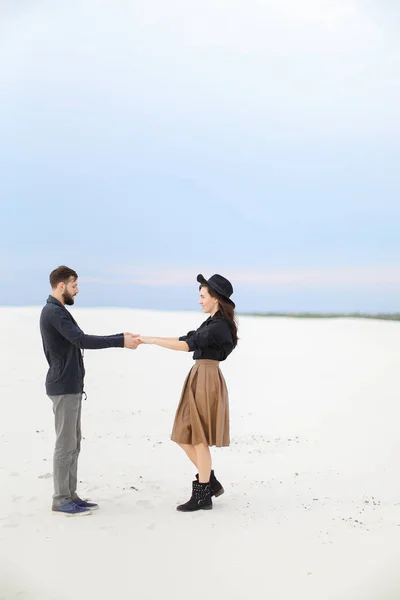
left=136, top=499, right=153, bottom=508
left=111, top=494, right=125, bottom=501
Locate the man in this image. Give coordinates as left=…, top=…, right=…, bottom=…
left=40, top=265, right=140, bottom=516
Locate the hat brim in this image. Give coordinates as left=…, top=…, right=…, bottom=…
left=197, top=274, right=235, bottom=308
left=196, top=274, right=208, bottom=286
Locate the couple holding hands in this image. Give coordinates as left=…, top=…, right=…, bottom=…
left=40, top=266, right=238, bottom=516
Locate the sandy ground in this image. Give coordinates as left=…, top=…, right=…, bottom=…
left=1, top=307, right=400, bottom=600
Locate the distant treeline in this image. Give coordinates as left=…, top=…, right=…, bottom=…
left=240, top=313, right=400, bottom=321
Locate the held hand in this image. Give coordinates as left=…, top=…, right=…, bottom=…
left=124, top=333, right=142, bottom=349
left=124, top=332, right=140, bottom=338
left=137, top=336, right=155, bottom=344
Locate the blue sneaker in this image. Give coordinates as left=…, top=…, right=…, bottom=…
left=73, top=497, right=99, bottom=511
left=52, top=501, right=91, bottom=516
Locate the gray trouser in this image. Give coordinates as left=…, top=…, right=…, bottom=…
left=48, top=393, right=82, bottom=507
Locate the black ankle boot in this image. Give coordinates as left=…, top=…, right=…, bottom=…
left=196, top=470, right=224, bottom=498
left=177, top=481, right=213, bottom=512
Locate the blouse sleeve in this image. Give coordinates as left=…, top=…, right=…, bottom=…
left=179, top=330, right=196, bottom=342
left=185, top=320, right=231, bottom=353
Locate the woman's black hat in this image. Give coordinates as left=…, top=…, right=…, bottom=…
left=197, top=273, right=235, bottom=308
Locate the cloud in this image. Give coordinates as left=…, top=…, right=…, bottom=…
left=81, top=265, right=400, bottom=289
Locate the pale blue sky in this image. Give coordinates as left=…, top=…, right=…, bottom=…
left=1, top=1, right=399, bottom=312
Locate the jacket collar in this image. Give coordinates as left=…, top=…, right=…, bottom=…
left=47, top=295, right=65, bottom=308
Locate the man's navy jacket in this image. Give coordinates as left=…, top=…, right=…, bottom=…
left=40, top=296, right=124, bottom=395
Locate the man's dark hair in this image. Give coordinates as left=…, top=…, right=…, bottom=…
left=49, top=266, right=78, bottom=288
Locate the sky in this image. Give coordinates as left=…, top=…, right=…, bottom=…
left=0, top=0, right=399, bottom=312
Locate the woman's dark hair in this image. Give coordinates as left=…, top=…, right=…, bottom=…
left=200, top=285, right=238, bottom=347
left=49, top=265, right=78, bottom=288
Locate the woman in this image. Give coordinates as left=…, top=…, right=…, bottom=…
left=138, top=273, right=238, bottom=512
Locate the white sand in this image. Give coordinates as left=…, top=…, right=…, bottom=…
left=1, top=307, right=400, bottom=600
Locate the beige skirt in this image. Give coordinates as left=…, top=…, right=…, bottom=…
left=171, top=359, right=230, bottom=447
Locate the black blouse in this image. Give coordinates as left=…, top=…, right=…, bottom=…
left=179, top=313, right=234, bottom=361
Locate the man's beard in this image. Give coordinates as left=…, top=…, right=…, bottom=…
left=63, top=291, right=75, bottom=306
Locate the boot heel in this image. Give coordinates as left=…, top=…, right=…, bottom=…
left=214, top=487, right=225, bottom=498
left=202, top=504, right=213, bottom=510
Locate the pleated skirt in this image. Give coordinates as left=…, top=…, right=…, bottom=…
left=171, top=359, right=230, bottom=447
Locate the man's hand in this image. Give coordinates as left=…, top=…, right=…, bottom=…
left=124, top=333, right=142, bottom=349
